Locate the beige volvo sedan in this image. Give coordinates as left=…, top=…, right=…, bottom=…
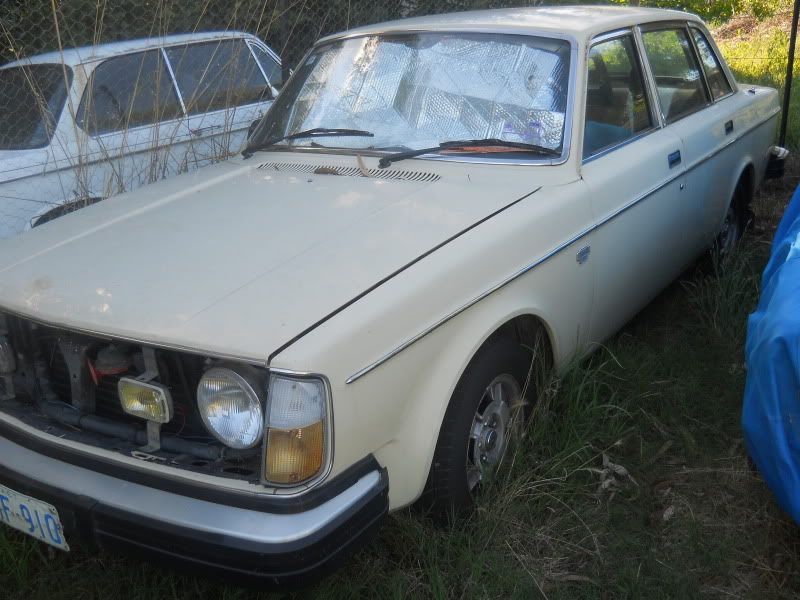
left=0, top=6, right=785, bottom=583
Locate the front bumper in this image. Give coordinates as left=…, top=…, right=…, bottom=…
left=0, top=434, right=388, bottom=585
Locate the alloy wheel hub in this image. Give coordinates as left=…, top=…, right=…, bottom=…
left=467, top=374, right=522, bottom=491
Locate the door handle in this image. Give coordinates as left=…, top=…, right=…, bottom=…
left=668, top=150, right=682, bottom=169
left=190, top=125, right=223, bottom=137
left=724, top=120, right=734, bottom=135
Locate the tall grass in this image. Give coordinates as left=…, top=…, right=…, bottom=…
left=4, top=226, right=799, bottom=598
left=715, top=6, right=800, bottom=147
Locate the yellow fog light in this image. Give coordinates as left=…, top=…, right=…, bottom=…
left=265, top=375, right=330, bottom=485
left=118, top=378, right=173, bottom=423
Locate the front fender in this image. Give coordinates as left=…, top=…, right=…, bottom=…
left=270, top=180, right=594, bottom=509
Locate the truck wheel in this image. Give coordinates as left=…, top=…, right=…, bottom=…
left=424, top=336, right=533, bottom=517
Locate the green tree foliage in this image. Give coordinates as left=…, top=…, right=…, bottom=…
left=608, top=0, right=790, bottom=22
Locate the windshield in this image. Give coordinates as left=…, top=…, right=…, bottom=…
left=254, top=32, right=571, bottom=158
left=0, top=64, right=73, bottom=150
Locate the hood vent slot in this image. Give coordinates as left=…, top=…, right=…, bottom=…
left=257, top=161, right=440, bottom=183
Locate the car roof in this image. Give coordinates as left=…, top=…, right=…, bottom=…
left=1, top=31, right=268, bottom=69
left=320, top=6, right=701, bottom=44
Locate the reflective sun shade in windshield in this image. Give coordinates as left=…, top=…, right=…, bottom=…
left=256, top=33, right=571, bottom=157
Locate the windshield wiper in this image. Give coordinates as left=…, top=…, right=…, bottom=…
left=242, top=127, right=375, bottom=158
left=377, top=138, right=560, bottom=168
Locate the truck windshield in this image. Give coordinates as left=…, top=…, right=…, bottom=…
left=253, top=32, right=571, bottom=158
left=0, top=64, right=73, bottom=150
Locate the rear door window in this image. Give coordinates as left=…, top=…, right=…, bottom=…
left=583, top=35, right=653, bottom=158
left=690, top=29, right=733, bottom=100
left=77, top=50, right=182, bottom=135
left=165, top=39, right=269, bottom=115
left=641, top=28, right=709, bottom=123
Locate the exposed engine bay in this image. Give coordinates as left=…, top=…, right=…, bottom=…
left=0, top=313, right=263, bottom=482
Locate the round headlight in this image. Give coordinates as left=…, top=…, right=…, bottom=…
left=197, top=367, right=264, bottom=449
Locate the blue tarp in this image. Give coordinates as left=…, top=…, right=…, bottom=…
left=743, top=184, right=800, bottom=524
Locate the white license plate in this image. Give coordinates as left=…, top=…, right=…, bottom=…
left=0, top=484, right=69, bottom=551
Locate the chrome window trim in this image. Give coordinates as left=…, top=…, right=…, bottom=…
left=161, top=46, right=187, bottom=115
left=634, top=25, right=666, bottom=129
left=684, top=22, right=714, bottom=104
left=639, top=22, right=713, bottom=126
left=582, top=29, right=659, bottom=162
left=245, top=40, right=271, bottom=86
left=278, top=29, right=579, bottom=167
left=322, top=25, right=576, bottom=46
left=247, top=39, right=282, bottom=66
left=245, top=39, right=282, bottom=97
left=590, top=28, right=634, bottom=45
left=163, top=37, right=274, bottom=116
left=346, top=108, right=781, bottom=385
left=76, top=48, right=186, bottom=137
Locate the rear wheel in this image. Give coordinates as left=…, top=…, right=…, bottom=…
left=424, top=336, right=536, bottom=516
left=714, top=180, right=749, bottom=261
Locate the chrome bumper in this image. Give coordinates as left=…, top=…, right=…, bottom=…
left=0, top=434, right=388, bottom=584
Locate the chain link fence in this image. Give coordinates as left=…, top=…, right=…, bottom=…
left=0, top=0, right=563, bottom=238
left=0, top=0, right=793, bottom=238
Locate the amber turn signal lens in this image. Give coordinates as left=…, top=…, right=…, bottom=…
left=118, top=378, right=173, bottom=423
left=265, top=421, right=324, bottom=484
left=264, top=375, right=329, bottom=485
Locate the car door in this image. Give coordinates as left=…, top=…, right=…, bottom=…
left=581, top=30, right=690, bottom=346
left=164, top=38, right=274, bottom=170
left=73, top=49, right=188, bottom=199
left=640, top=23, right=734, bottom=251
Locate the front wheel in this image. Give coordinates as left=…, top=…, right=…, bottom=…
left=424, top=336, right=534, bottom=517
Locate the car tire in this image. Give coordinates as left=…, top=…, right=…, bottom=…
left=32, top=197, right=104, bottom=228
left=423, top=335, right=534, bottom=518
left=713, top=180, right=749, bottom=261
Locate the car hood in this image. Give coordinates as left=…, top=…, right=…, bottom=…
left=0, top=155, right=551, bottom=361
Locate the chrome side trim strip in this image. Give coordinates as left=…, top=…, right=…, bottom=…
left=346, top=109, right=780, bottom=384
left=345, top=218, right=597, bottom=385
left=346, top=169, right=682, bottom=384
